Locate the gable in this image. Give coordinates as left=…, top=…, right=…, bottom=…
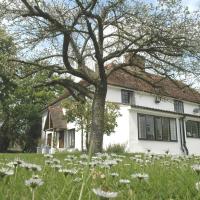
left=44, top=106, right=67, bottom=131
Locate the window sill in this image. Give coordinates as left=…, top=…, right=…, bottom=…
left=138, top=138, right=178, bottom=142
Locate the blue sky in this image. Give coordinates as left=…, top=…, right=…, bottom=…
left=144, top=0, right=199, bottom=10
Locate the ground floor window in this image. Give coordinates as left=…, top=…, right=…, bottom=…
left=67, top=129, right=75, bottom=148
left=47, top=133, right=52, bottom=146
left=59, top=131, right=64, bottom=148
left=186, top=120, right=200, bottom=138
left=138, top=114, right=177, bottom=141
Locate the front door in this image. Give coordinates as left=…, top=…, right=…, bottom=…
left=59, top=131, right=64, bottom=148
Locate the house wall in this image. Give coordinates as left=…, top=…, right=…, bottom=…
left=103, top=105, right=130, bottom=150
left=41, top=111, right=48, bottom=144
left=106, top=85, right=200, bottom=155
left=41, top=85, right=200, bottom=155
left=184, top=116, right=200, bottom=155
left=128, top=108, right=183, bottom=155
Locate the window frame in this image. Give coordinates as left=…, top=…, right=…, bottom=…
left=138, top=113, right=178, bottom=142
left=174, top=100, right=184, bottom=113
left=121, top=89, right=134, bottom=105
left=186, top=120, right=200, bottom=138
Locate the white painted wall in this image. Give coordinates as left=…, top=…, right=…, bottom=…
left=41, top=111, right=48, bottom=144
left=106, top=85, right=200, bottom=116
left=103, top=105, right=130, bottom=150
left=135, top=91, right=174, bottom=112
left=184, top=116, right=200, bottom=155
left=128, top=108, right=183, bottom=155
left=184, top=102, right=200, bottom=116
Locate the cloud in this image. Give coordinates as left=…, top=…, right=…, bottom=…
left=182, top=0, right=199, bottom=11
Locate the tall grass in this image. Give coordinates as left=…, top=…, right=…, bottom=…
left=0, top=153, right=200, bottom=199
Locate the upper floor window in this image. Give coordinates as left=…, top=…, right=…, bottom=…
left=186, top=120, right=200, bottom=138
left=174, top=100, right=184, bottom=113
left=138, top=114, right=177, bottom=142
left=121, top=89, right=134, bottom=105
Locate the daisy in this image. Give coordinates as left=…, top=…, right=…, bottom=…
left=0, top=168, right=14, bottom=178
left=195, top=182, right=200, bottom=191
left=25, top=177, right=44, bottom=189
left=110, top=173, right=119, bottom=177
left=131, top=173, right=149, bottom=181
left=92, top=188, right=118, bottom=199
left=119, top=179, right=130, bottom=184
left=58, top=169, right=78, bottom=176
left=191, top=164, right=200, bottom=174
left=44, top=154, right=53, bottom=159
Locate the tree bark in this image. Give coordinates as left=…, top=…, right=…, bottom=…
left=90, top=83, right=107, bottom=153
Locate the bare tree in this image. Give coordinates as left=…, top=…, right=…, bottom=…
left=1, top=0, right=200, bottom=152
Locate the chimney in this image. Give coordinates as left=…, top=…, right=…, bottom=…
left=124, top=53, right=145, bottom=72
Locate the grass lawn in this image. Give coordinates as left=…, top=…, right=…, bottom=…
left=0, top=152, right=200, bottom=200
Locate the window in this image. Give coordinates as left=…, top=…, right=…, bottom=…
left=186, top=120, right=200, bottom=138
left=67, top=129, right=75, bottom=148
left=138, top=114, right=177, bottom=141
left=121, top=89, right=134, bottom=105
left=174, top=100, right=184, bottom=113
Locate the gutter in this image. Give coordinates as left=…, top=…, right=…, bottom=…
left=180, top=116, right=189, bottom=155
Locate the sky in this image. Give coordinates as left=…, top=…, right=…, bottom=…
left=145, top=0, right=200, bottom=10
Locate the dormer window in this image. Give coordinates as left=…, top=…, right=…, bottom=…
left=121, top=89, right=134, bottom=105
left=174, top=100, right=184, bottom=113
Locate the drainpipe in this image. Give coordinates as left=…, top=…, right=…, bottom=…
left=180, top=116, right=189, bottom=155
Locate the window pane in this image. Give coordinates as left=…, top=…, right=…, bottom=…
left=155, top=117, right=162, bottom=140
left=121, top=90, right=130, bottom=104
left=170, top=119, right=177, bottom=141
left=174, top=100, right=184, bottom=113
left=146, top=115, right=154, bottom=140
left=162, top=118, right=170, bottom=141
left=186, top=121, right=199, bottom=137
left=186, top=121, right=192, bottom=136
left=138, top=115, right=146, bottom=139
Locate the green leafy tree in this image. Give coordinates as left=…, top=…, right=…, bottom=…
left=63, top=99, right=121, bottom=151
left=1, top=0, right=200, bottom=152
left=0, top=28, right=62, bottom=152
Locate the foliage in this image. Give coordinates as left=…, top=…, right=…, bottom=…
left=62, top=99, right=121, bottom=150
left=106, top=144, right=126, bottom=154
left=0, top=28, right=63, bottom=152
left=0, top=153, right=200, bottom=199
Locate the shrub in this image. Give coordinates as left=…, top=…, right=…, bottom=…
left=106, top=144, right=126, bottom=154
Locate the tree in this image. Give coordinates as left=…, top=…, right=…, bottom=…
left=0, top=28, right=17, bottom=152
left=1, top=0, right=200, bottom=152
left=63, top=99, right=120, bottom=151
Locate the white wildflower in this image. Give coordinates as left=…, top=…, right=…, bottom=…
left=191, top=164, right=200, bottom=174
left=25, top=178, right=43, bottom=189
left=92, top=188, right=118, bottom=199
left=52, top=158, right=60, bottom=164
left=58, top=169, right=78, bottom=176
left=119, top=179, right=130, bottom=184
left=110, top=173, right=119, bottom=177
left=44, top=154, right=53, bottom=159
left=131, top=173, right=149, bottom=181
left=0, top=168, right=14, bottom=177
left=195, top=182, right=200, bottom=191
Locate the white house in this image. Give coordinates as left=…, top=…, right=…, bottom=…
left=41, top=60, right=200, bottom=155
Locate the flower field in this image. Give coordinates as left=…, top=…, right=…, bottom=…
left=0, top=152, right=200, bottom=200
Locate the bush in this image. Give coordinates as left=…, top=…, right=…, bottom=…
left=106, top=144, right=126, bottom=154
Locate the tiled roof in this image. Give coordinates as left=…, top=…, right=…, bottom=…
left=44, top=69, right=200, bottom=109
left=44, top=106, right=67, bottom=130
left=107, top=70, right=200, bottom=104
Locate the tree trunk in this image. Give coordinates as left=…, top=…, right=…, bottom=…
left=90, top=84, right=107, bottom=153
